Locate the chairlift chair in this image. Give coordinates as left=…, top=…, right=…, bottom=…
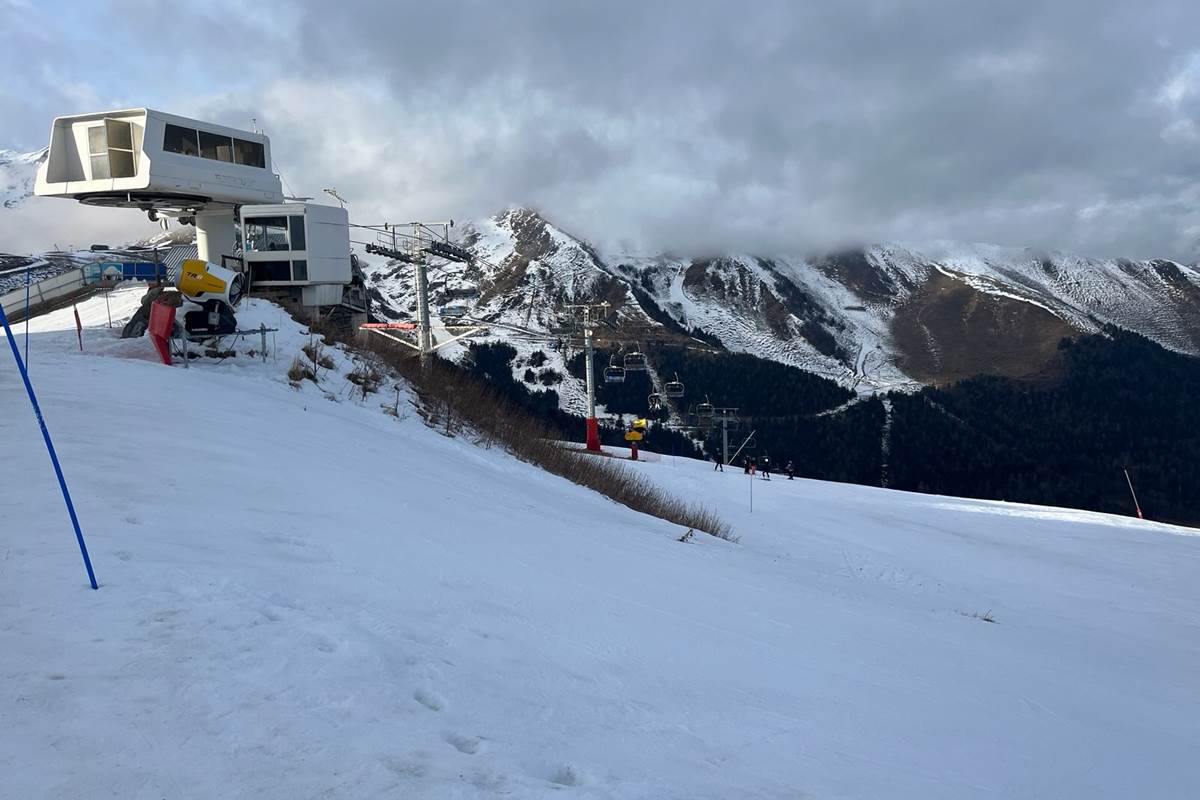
left=696, top=396, right=715, bottom=417
left=603, top=355, right=626, bottom=384
left=664, top=374, right=685, bottom=398
left=648, top=392, right=662, bottom=410
left=623, top=351, right=647, bottom=370
left=604, top=366, right=626, bottom=383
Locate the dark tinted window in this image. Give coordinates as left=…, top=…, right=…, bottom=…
left=233, top=138, right=265, bottom=168
left=288, top=216, right=306, bottom=250
left=163, top=124, right=199, bottom=156
left=198, top=130, right=234, bottom=162
left=250, top=260, right=292, bottom=282
left=292, top=259, right=307, bottom=281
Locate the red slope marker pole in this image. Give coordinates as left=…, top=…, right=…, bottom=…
left=0, top=303, right=98, bottom=589
left=73, top=305, right=83, bottom=351
left=1123, top=468, right=1144, bottom=520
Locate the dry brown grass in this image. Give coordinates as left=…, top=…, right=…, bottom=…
left=303, top=342, right=336, bottom=371
left=361, top=335, right=735, bottom=541
left=287, top=357, right=315, bottom=384
left=346, top=361, right=385, bottom=395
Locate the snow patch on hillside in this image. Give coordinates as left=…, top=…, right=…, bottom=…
left=0, top=148, right=45, bottom=210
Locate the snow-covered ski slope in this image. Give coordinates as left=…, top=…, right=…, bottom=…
left=2, top=288, right=1198, bottom=799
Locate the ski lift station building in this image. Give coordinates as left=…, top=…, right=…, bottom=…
left=241, top=203, right=351, bottom=307
left=34, top=107, right=355, bottom=309
left=34, top=107, right=284, bottom=214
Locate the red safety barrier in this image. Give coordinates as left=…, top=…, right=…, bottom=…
left=148, top=299, right=176, bottom=365
left=360, top=322, right=418, bottom=330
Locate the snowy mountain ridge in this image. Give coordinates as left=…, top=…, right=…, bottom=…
left=2, top=138, right=1196, bottom=390
left=0, top=147, right=46, bottom=210
left=363, top=208, right=1200, bottom=392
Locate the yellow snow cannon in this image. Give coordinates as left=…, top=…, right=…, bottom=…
left=177, top=259, right=245, bottom=307
left=177, top=258, right=245, bottom=336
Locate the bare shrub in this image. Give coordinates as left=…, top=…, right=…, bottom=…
left=347, top=361, right=385, bottom=396
left=303, top=342, right=336, bottom=371
left=288, top=357, right=315, bottom=384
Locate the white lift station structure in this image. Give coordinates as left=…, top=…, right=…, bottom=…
left=34, top=107, right=357, bottom=312
left=241, top=202, right=350, bottom=308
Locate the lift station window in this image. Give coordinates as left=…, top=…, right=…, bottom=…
left=292, top=259, right=307, bottom=281
left=163, top=123, right=199, bottom=156
left=164, top=124, right=265, bottom=168
left=87, top=127, right=107, bottom=178
left=198, top=130, right=234, bottom=162
left=244, top=216, right=291, bottom=251
left=288, top=215, right=306, bottom=250
left=250, top=260, right=291, bottom=282
left=233, top=138, right=265, bottom=168
left=87, top=119, right=138, bottom=179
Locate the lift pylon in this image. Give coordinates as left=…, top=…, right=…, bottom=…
left=562, top=301, right=611, bottom=451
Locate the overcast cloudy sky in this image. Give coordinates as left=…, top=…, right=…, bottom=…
left=3, top=0, right=1200, bottom=259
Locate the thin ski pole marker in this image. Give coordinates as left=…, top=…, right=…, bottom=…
left=1124, top=468, right=1144, bottom=520
left=24, top=263, right=30, bottom=366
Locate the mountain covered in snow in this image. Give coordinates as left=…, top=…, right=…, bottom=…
left=3, top=146, right=1197, bottom=392
left=364, top=208, right=1200, bottom=391
left=0, top=147, right=45, bottom=210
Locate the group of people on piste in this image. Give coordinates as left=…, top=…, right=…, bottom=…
left=712, top=452, right=795, bottom=480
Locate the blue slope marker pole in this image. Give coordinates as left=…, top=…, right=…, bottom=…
left=0, top=302, right=98, bottom=590
left=24, top=263, right=30, bottom=366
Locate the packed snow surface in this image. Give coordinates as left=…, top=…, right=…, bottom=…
left=2, top=287, right=1198, bottom=798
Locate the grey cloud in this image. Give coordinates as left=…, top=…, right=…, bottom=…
left=3, top=0, right=1199, bottom=260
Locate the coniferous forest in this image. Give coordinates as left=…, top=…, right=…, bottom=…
left=464, top=330, right=1200, bottom=526
left=886, top=328, right=1200, bottom=524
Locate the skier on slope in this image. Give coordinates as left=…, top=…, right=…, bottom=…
left=713, top=452, right=724, bottom=472
left=749, top=456, right=757, bottom=477
left=761, top=454, right=771, bottom=480
left=786, top=460, right=795, bottom=480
